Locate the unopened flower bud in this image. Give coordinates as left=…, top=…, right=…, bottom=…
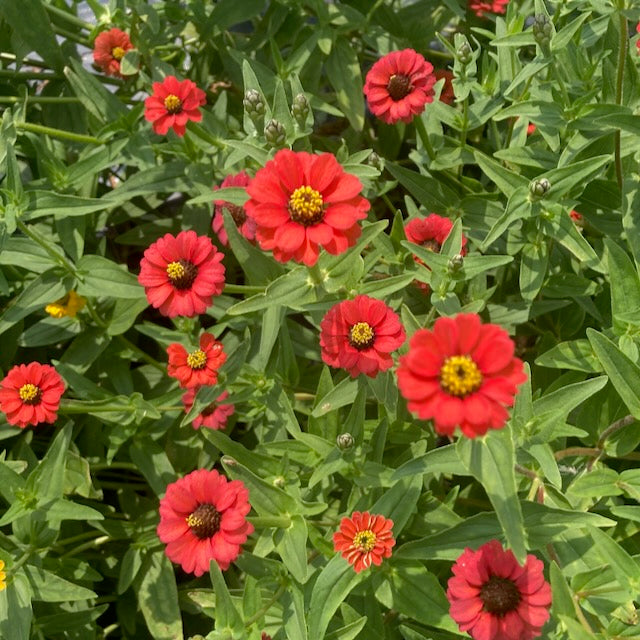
left=273, top=475, right=286, bottom=488
left=529, top=178, right=550, bottom=199
left=243, top=89, right=265, bottom=121
left=291, top=93, right=310, bottom=125
left=368, top=151, right=382, bottom=170
left=448, top=254, right=464, bottom=272
left=532, top=14, right=553, bottom=48
left=456, top=42, right=473, bottom=65
left=264, top=118, right=286, bottom=148
left=337, top=433, right=355, bottom=450
left=221, top=456, right=237, bottom=467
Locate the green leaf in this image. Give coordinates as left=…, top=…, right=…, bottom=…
left=474, top=151, right=529, bottom=198
left=392, top=445, right=471, bottom=480
left=457, top=429, right=527, bottom=564
left=76, top=255, right=144, bottom=299
left=550, top=561, right=577, bottom=619
left=588, top=526, right=640, bottom=597
left=274, top=514, right=309, bottom=583
left=325, top=616, right=368, bottom=640
left=0, top=571, right=32, bottom=640
left=311, top=376, right=358, bottom=417
left=481, top=187, right=531, bottom=250
left=532, top=375, right=608, bottom=421
left=569, top=467, right=622, bottom=498
left=605, top=238, right=640, bottom=334
left=30, top=423, right=72, bottom=500
left=103, top=162, right=191, bottom=202
left=535, top=340, right=602, bottom=373
left=24, top=566, right=96, bottom=602
left=129, top=441, right=177, bottom=496
left=325, top=38, right=364, bottom=132
left=520, top=242, right=548, bottom=302
left=386, top=163, right=460, bottom=213
left=22, top=191, right=113, bottom=221
left=209, top=560, right=243, bottom=633
left=369, top=476, right=423, bottom=536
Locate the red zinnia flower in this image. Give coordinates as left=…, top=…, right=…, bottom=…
left=167, top=333, right=226, bottom=389
left=468, top=0, right=509, bottom=18
left=182, top=388, right=234, bottom=430
left=320, top=295, right=405, bottom=378
left=144, top=76, right=207, bottom=136
left=244, top=149, right=370, bottom=266
left=637, top=23, right=640, bottom=53
left=526, top=123, right=536, bottom=135
left=333, top=511, right=395, bottom=573
left=447, top=540, right=552, bottom=640
left=363, top=49, right=436, bottom=125
left=435, top=69, right=455, bottom=105
left=138, top=231, right=225, bottom=318
left=396, top=313, right=527, bottom=438
left=212, top=171, right=256, bottom=247
left=93, top=28, right=134, bottom=77
left=157, top=469, right=253, bottom=576
left=0, top=362, right=65, bottom=428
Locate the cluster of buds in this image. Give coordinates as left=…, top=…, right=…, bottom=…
left=291, top=93, right=310, bottom=126
left=532, top=14, right=553, bottom=50
left=243, top=89, right=265, bottom=123
left=529, top=178, right=551, bottom=200
left=456, top=41, right=473, bottom=65
left=264, top=119, right=287, bottom=148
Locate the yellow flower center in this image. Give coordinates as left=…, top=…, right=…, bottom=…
left=439, top=355, right=483, bottom=397
left=19, top=383, right=41, bottom=404
left=353, top=530, right=377, bottom=552
left=166, top=260, right=198, bottom=289
left=164, top=94, right=182, bottom=114
left=187, top=349, right=207, bottom=370
left=349, top=322, right=375, bottom=350
left=288, top=186, right=324, bottom=226
left=112, top=46, right=126, bottom=60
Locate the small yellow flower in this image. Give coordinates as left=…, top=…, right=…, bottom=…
left=45, top=290, right=86, bottom=319
left=0, top=559, right=6, bottom=591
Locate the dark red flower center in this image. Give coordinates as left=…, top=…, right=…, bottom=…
left=387, top=74, right=412, bottom=101
left=226, top=203, right=247, bottom=226
left=186, top=503, right=221, bottom=539
left=422, top=238, right=441, bottom=252
left=480, top=576, right=522, bottom=616
left=201, top=402, right=218, bottom=417
left=439, top=355, right=483, bottom=397
left=112, top=46, right=125, bottom=61
left=18, top=383, right=42, bottom=405
left=349, top=322, right=375, bottom=350
left=288, top=186, right=324, bottom=226
left=164, top=94, right=183, bottom=114
left=166, top=260, right=198, bottom=289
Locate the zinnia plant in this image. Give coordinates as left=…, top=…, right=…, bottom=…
left=167, top=333, right=226, bottom=389
left=92, top=28, right=134, bottom=76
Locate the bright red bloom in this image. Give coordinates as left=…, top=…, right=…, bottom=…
left=157, top=469, right=253, bottom=576
left=212, top=171, right=256, bottom=247
left=435, top=69, right=455, bottom=105
left=447, top=540, right=552, bottom=640
left=93, top=28, right=134, bottom=77
left=244, top=149, right=370, bottom=266
left=363, top=49, right=436, bottom=125
left=320, top=295, right=405, bottom=378
left=396, top=313, right=527, bottom=438
left=0, top=362, right=65, bottom=429
left=182, top=388, right=234, bottom=430
left=468, top=0, right=509, bottom=18
left=405, top=214, right=467, bottom=256
left=167, top=334, right=226, bottom=389
left=144, top=76, right=206, bottom=136
left=138, top=231, right=225, bottom=318
left=333, top=511, right=395, bottom=573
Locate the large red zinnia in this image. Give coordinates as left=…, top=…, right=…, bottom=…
left=182, top=388, right=234, bottom=430
left=0, top=362, right=65, bottom=428
left=320, top=295, right=405, bottom=378
left=468, top=0, right=509, bottom=18
left=93, top=28, right=134, bottom=77
left=144, top=76, right=206, bottom=136
left=396, top=313, right=526, bottom=438
left=333, top=511, right=395, bottom=573
left=244, top=149, right=370, bottom=266
left=212, top=171, right=256, bottom=247
left=363, top=49, right=436, bottom=125
left=138, top=231, right=225, bottom=318
left=157, top=469, right=253, bottom=576
left=447, top=540, right=552, bottom=640
left=167, top=333, right=226, bottom=389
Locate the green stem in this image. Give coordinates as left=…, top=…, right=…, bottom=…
left=247, top=515, right=292, bottom=529
left=223, top=284, right=265, bottom=294
left=244, top=582, right=288, bottom=628
left=0, top=96, right=82, bottom=104
left=60, top=536, right=109, bottom=559
left=115, top=335, right=166, bottom=373
left=51, top=25, right=90, bottom=46
left=83, top=300, right=107, bottom=329
left=91, top=462, right=141, bottom=473
left=597, top=414, right=634, bottom=449
left=16, top=122, right=103, bottom=145
left=413, top=115, right=436, bottom=162
left=44, top=3, right=93, bottom=30
left=8, top=547, right=33, bottom=577
left=614, top=10, right=628, bottom=190
left=15, top=220, right=77, bottom=275
left=0, top=70, right=62, bottom=80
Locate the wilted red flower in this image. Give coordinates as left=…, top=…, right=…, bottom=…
left=396, top=313, right=527, bottom=438
left=0, top=362, right=65, bottom=428
left=244, top=149, right=370, bottom=266
left=320, top=295, right=405, bottom=378
left=212, top=171, right=256, bottom=246
left=469, top=0, right=509, bottom=18
left=138, top=231, right=225, bottom=318
left=182, top=388, right=234, bottom=430
left=435, top=69, right=455, bottom=105
left=157, top=469, right=253, bottom=576
left=144, top=76, right=206, bottom=136
left=363, top=49, right=436, bottom=125
left=333, top=511, right=395, bottom=573
left=167, top=334, right=226, bottom=389
left=447, top=540, right=552, bottom=640
left=93, top=28, right=134, bottom=77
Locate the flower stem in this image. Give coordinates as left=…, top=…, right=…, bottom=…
left=413, top=115, right=436, bottom=162
left=15, top=220, right=77, bottom=275
left=614, top=9, right=628, bottom=190
left=243, top=582, right=288, bottom=628
left=115, top=335, right=166, bottom=373
left=16, top=122, right=103, bottom=145
left=247, top=515, right=292, bottom=529
left=43, top=4, right=93, bottom=30
left=0, top=96, right=82, bottom=104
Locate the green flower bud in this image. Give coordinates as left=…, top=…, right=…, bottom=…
left=337, top=433, right=355, bottom=450
left=529, top=178, right=551, bottom=199
left=291, top=93, right=310, bottom=125
left=448, top=254, right=464, bottom=273
left=273, top=475, right=286, bottom=488
left=264, top=118, right=287, bottom=148
left=456, top=42, right=473, bottom=65
left=243, top=89, right=265, bottom=121
left=532, top=14, right=553, bottom=48
left=368, top=151, right=382, bottom=170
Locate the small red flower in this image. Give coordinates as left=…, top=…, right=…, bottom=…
left=363, top=49, right=436, bottom=125
left=212, top=171, right=256, bottom=247
left=569, top=210, right=583, bottom=223
left=93, top=28, right=134, bottom=77
left=320, top=295, right=405, bottom=378
left=637, top=23, right=640, bottom=53
left=144, top=76, right=206, bottom=136
left=435, top=69, right=455, bottom=105
left=157, top=469, right=253, bottom=576
left=405, top=214, right=467, bottom=256
left=333, top=511, right=395, bottom=573
left=526, top=123, right=536, bottom=136
left=0, top=362, right=65, bottom=428
left=138, top=231, right=225, bottom=318
left=182, top=388, right=235, bottom=430
left=468, top=0, right=509, bottom=18
left=447, top=540, right=552, bottom=640
left=396, top=313, right=527, bottom=438
left=244, top=149, right=370, bottom=266
left=167, top=334, right=226, bottom=389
